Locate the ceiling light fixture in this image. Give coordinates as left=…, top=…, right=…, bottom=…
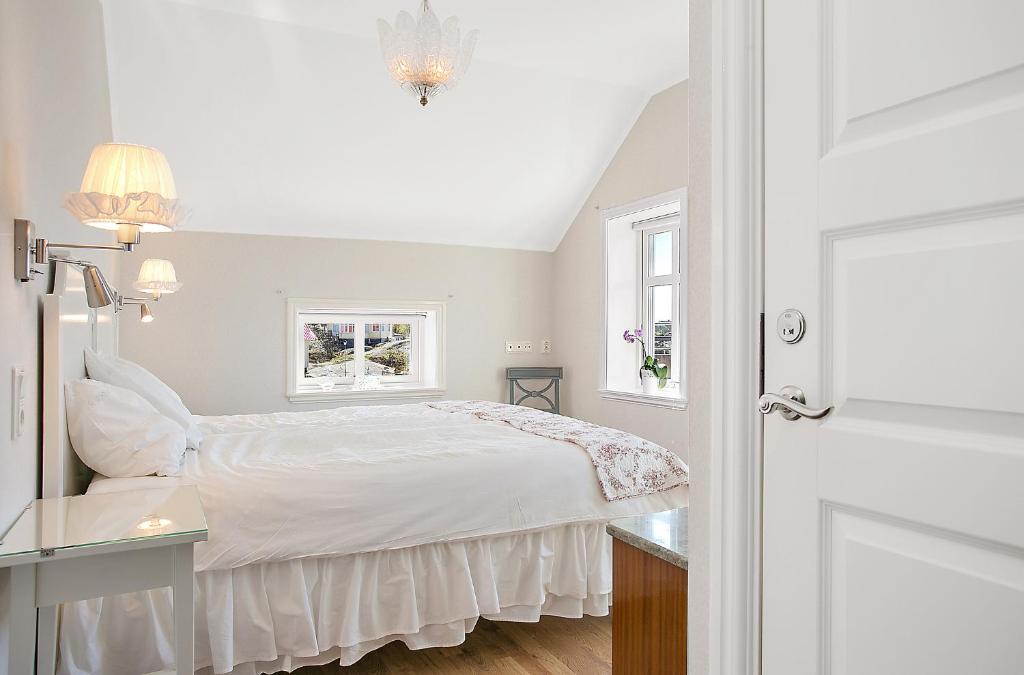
left=377, top=0, right=479, bottom=107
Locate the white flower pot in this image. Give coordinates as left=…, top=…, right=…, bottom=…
left=641, top=372, right=659, bottom=395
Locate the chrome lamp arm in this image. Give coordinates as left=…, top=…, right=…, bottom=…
left=14, top=218, right=136, bottom=282
left=118, top=294, right=160, bottom=307
left=34, top=239, right=130, bottom=263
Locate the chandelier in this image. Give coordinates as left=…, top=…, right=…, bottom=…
left=377, top=0, right=479, bottom=107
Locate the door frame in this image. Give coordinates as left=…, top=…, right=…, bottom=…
left=689, top=0, right=764, bottom=672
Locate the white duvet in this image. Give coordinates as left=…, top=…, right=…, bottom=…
left=90, top=403, right=686, bottom=572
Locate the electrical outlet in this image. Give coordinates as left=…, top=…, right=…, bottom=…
left=542, top=339, right=552, bottom=354
left=505, top=341, right=533, bottom=353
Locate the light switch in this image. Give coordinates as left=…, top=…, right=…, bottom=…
left=12, top=367, right=25, bottom=439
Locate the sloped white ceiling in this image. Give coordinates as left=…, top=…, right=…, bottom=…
left=100, top=0, right=688, bottom=250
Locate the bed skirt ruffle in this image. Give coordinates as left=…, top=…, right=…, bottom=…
left=58, top=522, right=612, bottom=675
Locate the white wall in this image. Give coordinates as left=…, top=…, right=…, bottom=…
left=551, top=81, right=689, bottom=458
left=0, top=0, right=115, bottom=654
left=118, top=233, right=555, bottom=415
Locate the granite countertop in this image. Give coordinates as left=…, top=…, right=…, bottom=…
left=607, top=507, right=688, bottom=570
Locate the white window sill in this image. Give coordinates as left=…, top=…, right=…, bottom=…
left=598, top=389, right=688, bottom=410
left=288, top=387, right=447, bottom=403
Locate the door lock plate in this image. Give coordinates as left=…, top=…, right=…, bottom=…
left=776, top=309, right=806, bottom=344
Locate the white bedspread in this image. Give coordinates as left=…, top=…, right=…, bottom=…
left=90, top=403, right=685, bottom=572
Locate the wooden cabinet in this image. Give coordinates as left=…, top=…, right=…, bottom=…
left=609, top=509, right=688, bottom=674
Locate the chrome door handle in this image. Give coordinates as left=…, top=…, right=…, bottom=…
left=758, top=385, right=832, bottom=421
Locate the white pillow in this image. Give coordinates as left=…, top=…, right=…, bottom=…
left=65, top=379, right=185, bottom=478
left=85, top=349, right=203, bottom=450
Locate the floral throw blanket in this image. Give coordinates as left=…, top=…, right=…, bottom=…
left=426, top=400, right=689, bottom=501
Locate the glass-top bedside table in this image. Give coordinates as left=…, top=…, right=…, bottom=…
left=0, top=485, right=208, bottom=675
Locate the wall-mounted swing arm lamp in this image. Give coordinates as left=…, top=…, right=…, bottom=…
left=14, top=241, right=177, bottom=327
left=18, top=246, right=162, bottom=325
left=14, top=219, right=131, bottom=282
left=13, top=143, right=187, bottom=283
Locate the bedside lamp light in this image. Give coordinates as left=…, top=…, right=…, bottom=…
left=64, top=143, right=186, bottom=247
left=119, top=258, right=185, bottom=320
left=134, top=259, right=183, bottom=298
left=14, top=142, right=187, bottom=282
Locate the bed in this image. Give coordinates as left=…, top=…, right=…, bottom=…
left=42, top=274, right=688, bottom=675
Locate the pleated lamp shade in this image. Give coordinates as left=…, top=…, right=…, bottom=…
left=63, top=143, right=187, bottom=232
left=134, top=258, right=183, bottom=296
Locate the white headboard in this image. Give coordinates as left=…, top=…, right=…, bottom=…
left=41, top=262, right=118, bottom=498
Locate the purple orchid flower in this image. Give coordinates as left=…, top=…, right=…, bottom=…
left=623, top=326, right=665, bottom=385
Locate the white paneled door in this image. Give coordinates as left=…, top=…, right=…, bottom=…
left=762, top=1, right=1024, bottom=674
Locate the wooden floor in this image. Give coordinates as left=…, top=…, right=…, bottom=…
left=288, top=614, right=612, bottom=675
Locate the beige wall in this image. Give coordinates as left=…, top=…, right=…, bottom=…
left=0, top=0, right=115, bottom=652
left=118, top=83, right=690, bottom=443
left=118, top=233, right=556, bottom=415
left=551, top=81, right=689, bottom=459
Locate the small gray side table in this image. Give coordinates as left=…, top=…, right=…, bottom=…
left=506, top=367, right=563, bottom=414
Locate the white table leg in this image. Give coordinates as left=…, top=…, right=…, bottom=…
left=9, top=564, right=37, bottom=675
left=172, top=543, right=194, bottom=675
left=37, top=604, right=59, bottom=674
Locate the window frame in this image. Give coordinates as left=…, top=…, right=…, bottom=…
left=299, top=313, right=421, bottom=385
left=638, top=219, right=682, bottom=388
left=287, top=298, right=446, bottom=403
left=600, top=189, right=688, bottom=409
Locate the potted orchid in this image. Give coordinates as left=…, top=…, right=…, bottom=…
left=623, top=327, right=669, bottom=394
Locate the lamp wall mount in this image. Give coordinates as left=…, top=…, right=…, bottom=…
left=14, top=219, right=133, bottom=282
left=13, top=219, right=35, bottom=282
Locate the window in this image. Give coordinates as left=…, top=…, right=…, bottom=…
left=602, top=190, right=687, bottom=408
left=288, top=299, right=445, bottom=401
